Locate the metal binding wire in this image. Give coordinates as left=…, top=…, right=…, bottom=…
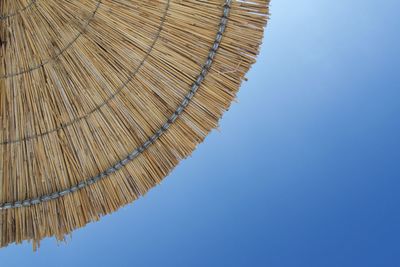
left=0, top=0, right=233, bottom=210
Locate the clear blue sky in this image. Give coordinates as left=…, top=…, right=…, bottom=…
left=1, top=0, right=400, bottom=266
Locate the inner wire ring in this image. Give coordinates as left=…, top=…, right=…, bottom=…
left=0, top=0, right=37, bottom=20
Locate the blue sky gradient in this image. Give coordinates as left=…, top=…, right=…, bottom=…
left=1, top=0, right=400, bottom=266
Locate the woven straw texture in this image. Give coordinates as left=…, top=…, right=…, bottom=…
left=0, top=0, right=270, bottom=249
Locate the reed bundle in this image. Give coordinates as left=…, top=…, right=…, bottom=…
left=0, top=0, right=270, bottom=249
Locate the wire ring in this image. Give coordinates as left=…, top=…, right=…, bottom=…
left=0, top=0, right=233, bottom=210
left=1, top=0, right=169, bottom=145
left=0, top=0, right=102, bottom=78
left=0, top=0, right=37, bottom=20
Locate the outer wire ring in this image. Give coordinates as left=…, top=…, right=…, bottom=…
left=0, top=0, right=232, bottom=210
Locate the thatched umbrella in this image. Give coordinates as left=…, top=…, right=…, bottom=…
left=0, top=0, right=270, bottom=249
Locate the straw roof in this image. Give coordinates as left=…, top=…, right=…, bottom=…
left=0, top=0, right=270, bottom=249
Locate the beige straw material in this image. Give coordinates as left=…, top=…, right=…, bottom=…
left=0, top=0, right=270, bottom=249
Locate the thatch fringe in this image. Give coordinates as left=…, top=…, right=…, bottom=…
left=0, top=0, right=270, bottom=249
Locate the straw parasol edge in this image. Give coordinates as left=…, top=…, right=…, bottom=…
left=0, top=0, right=270, bottom=249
